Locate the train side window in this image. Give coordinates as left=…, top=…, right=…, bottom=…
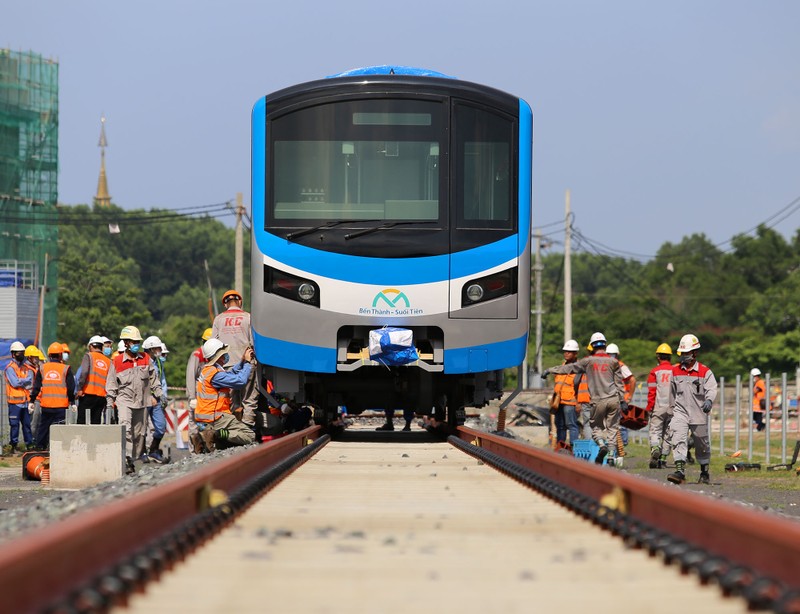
left=454, top=104, right=514, bottom=229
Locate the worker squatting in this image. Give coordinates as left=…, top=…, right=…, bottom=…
left=2, top=289, right=312, bottom=472
left=543, top=332, right=717, bottom=485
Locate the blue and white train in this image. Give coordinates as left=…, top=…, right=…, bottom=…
left=251, top=66, right=532, bottom=427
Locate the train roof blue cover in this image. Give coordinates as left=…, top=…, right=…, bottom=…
left=327, top=65, right=455, bottom=79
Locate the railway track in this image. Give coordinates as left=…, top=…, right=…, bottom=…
left=1, top=426, right=799, bottom=613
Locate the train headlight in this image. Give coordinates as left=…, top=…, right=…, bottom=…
left=466, top=284, right=484, bottom=302
left=297, top=283, right=316, bottom=301
left=461, top=267, right=518, bottom=308
left=264, top=266, right=320, bottom=307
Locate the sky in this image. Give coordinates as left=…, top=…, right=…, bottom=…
left=5, top=1, right=800, bottom=259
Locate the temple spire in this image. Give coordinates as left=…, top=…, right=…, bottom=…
left=94, top=115, right=111, bottom=207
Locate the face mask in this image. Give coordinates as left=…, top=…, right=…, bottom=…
left=159, top=355, right=166, bottom=363
left=129, top=344, right=141, bottom=354
left=222, top=353, right=230, bottom=365
left=103, top=347, right=112, bottom=356
left=680, top=353, right=694, bottom=367
left=62, top=353, right=70, bottom=361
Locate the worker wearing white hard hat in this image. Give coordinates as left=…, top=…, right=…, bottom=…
left=666, top=334, right=718, bottom=486
left=4, top=341, right=34, bottom=453
left=140, top=336, right=168, bottom=463
left=191, top=339, right=257, bottom=453
left=605, top=342, right=636, bottom=458
left=750, top=368, right=766, bottom=432
left=76, top=335, right=112, bottom=425
left=105, top=326, right=163, bottom=470
left=543, top=332, right=625, bottom=465
left=552, top=340, right=581, bottom=451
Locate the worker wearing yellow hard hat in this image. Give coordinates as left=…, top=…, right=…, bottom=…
left=186, top=328, right=215, bottom=451
left=647, top=342, right=675, bottom=469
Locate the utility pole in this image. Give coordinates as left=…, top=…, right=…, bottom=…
left=533, top=229, right=545, bottom=378
left=235, top=192, right=244, bottom=296
left=564, top=189, right=572, bottom=342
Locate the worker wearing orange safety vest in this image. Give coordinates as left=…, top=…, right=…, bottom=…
left=646, top=343, right=674, bottom=468
left=553, top=340, right=581, bottom=450
left=606, top=343, right=635, bottom=456
left=575, top=368, right=591, bottom=439
left=192, top=338, right=257, bottom=453
left=76, top=335, right=111, bottom=425
left=750, top=368, right=767, bottom=432
left=30, top=343, right=75, bottom=450
left=4, top=341, right=34, bottom=453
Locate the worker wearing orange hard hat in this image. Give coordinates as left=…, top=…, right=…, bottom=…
left=212, top=290, right=258, bottom=431
left=30, top=342, right=75, bottom=449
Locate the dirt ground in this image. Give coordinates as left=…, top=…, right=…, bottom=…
left=494, top=391, right=800, bottom=522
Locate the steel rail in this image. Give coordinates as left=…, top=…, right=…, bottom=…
left=454, top=426, right=800, bottom=610
left=0, top=425, right=323, bottom=613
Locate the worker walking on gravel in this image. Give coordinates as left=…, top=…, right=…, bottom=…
left=552, top=339, right=581, bottom=450
left=646, top=343, right=674, bottom=468
left=543, top=332, right=626, bottom=465
left=142, top=336, right=169, bottom=463
left=192, top=338, right=256, bottom=452
left=105, top=326, right=163, bottom=468
left=212, top=290, right=259, bottom=431
left=606, top=342, right=635, bottom=455
left=666, top=334, right=717, bottom=485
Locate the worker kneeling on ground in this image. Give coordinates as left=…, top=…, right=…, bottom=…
left=193, top=338, right=256, bottom=452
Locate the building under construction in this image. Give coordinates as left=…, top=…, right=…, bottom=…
left=0, top=49, right=59, bottom=347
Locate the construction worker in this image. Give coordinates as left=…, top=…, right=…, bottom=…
left=24, top=346, right=43, bottom=440
left=751, top=368, right=766, bottom=431
left=192, top=338, right=257, bottom=452
left=76, top=335, right=111, bottom=424
left=186, top=328, right=212, bottom=451
left=105, top=326, right=163, bottom=468
left=4, top=341, right=34, bottom=454
left=552, top=339, right=581, bottom=450
left=666, top=334, right=717, bottom=485
left=29, top=342, right=75, bottom=450
left=646, top=343, right=674, bottom=468
left=543, top=332, right=626, bottom=465
left=212, top=290, right=259, bottom=430
left=576, top=369, right=592, bottom=439
left=606, top=343, right=635, bottom=455
left=142, top=336, right=168, bottom=463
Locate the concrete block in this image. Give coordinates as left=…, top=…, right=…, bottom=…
left=49, top=425, right=126, bottom=488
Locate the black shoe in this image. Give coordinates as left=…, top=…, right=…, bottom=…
left=657, top=459, right=668, bottom=469
left=649, top=447, right=661, bottom=468
left=698, top=472, right=710, bottom=485
left=595, top=445, right=609, bottom=465
left=125, top=456, right=136, bottom=475
left=402, top=423, right=411, bottom=432
left=667, top=470, right=685, bottom=484
left=376, top=422, right=394, bottom=431
left=687, top=452, right=696, bottom=465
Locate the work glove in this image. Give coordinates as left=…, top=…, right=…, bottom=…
left=702, top=399, right=713, bottom=414
left=189, top=399, right=197, bottom=410
left=619, top=401, right=629, bottom=413
left=161, top=395, right=169, bottom=408
left=541, top=370, right=550, bottom=378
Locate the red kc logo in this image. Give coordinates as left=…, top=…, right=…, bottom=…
left=225, top=316, right=243, bottom=327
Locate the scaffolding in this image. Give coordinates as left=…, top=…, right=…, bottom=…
left=0, top=49, right=59, bottom=345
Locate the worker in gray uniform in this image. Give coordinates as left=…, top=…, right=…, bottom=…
left=666, top=333, right=717, bottom=485
left=543, top=332, right=626, bottom=465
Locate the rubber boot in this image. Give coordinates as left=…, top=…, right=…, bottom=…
left=649, top=446, right=661, bottom=469
left=667, top=460, right=686, bottom=484
left=698, top=464, right=710, bottom=484
left=402, top=420, right=412, bottom=432
left=376, top=421, right=394, bottom=431
left=149, top=436, right=165, bottom=463
left=595, top=440, right=609, bottom=465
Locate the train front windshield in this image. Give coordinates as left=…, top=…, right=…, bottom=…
left=268, top=97, right=514, bottom=234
